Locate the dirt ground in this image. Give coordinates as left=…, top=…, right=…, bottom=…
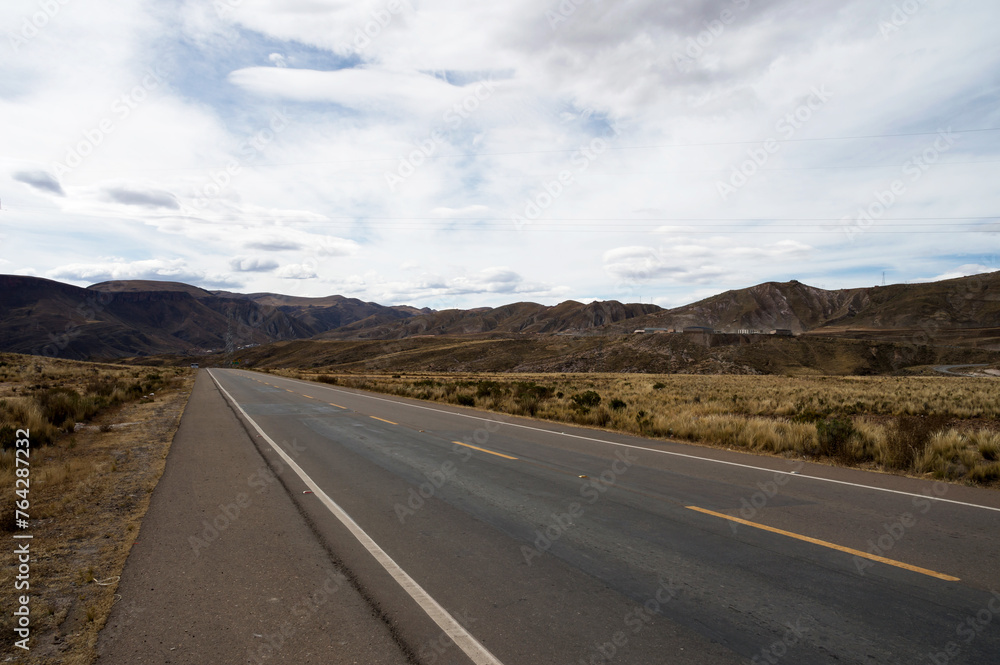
left=0, top=375, right=194, bottom=664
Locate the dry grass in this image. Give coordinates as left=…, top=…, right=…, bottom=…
left=0, top=353, right=194, bottom=664
left=287, top=370, right=1000, bottom=486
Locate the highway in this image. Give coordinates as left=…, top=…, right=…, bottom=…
left=181, top=369, right=999, bottom=664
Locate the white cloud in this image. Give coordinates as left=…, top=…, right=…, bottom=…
left=46, top=258, right=240, bottom=288
left=1, top=0, right=998, bottom=310
left=228, top=66, right=480, bottom=112
left=230, top=256, right=279, bottom=272
left=277, top=263, right=318, bottom=280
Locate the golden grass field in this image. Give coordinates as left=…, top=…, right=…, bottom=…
left=0, top=353, right=194, bottom=664
left=280, top=370, right=1000, bottom=486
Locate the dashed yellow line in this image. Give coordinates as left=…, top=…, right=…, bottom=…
left=370, top=416, right=398, bottom=425
left=686, top=505, right=960, bottom=582
left=329, top=403, right=346, bottom=409
left=452, top=441, right=518, bottom=461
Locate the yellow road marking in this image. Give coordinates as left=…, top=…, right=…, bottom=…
left=452, top=441, right=518, bottom=461
left=686, top=506, right=959, bottom=582
left=286, top=389, right=296, bottom=393
left=370, top=416, right=398, bottom=425
left=329, top=403, right=346, bottom=409
left=304, top=395, right=315, bottom=399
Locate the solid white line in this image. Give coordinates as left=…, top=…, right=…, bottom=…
left=209, top=370, right=506, bottom=665
left=249, top=370, right=1000, bottom=514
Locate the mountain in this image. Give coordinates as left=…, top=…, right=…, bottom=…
left=2, top=272, right=999, bottom=362
left=0, top=276, right=311, bottom=359
left=319, top=300, right=663, bottom=339
left=209, top=290, right=427, bottom=332
left=608, top=272, right=1000, bottom=334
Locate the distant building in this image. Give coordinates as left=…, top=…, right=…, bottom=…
left=736, top=329, right=764, bottom=335
left=770, top=329, right=794, bottom=336
left=683, top=326, right=714, bottom=333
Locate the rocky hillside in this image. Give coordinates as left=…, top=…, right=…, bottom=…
left=612, top=272, right=1000, bottom=334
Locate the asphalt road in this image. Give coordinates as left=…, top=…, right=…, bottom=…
left=932, top=364, right=990, bottom=376
left=106, top=369, right=1000, bottom=664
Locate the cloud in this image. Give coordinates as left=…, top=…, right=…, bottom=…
left=229, top=256, right=279, bottom=272
left=47, top=259, right=240, bottom=288
left=603, top=246, right=728, bottom=284
left=277, top=263, right=318, bottom=279
left=915, top=264, right=996, bottom=283
left=239, top=231, right=357, bottom=257
left=430, top=205, right=490, bottom=217
left=13, top=170, right=65, bottom=196
left=3, top=0, right=999, bottom=311
left=228, top=65, right=482, bottom=112
left=244, top=239, right=305, bottom=251
left=104, top=186, right=179, bottom=209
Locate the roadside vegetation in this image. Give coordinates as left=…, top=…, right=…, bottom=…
left=283, top=370, right=1000, bottom=486
left=0, top=353, right=194, bottom=664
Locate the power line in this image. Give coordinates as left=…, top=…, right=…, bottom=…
left=3, top=127, right=998, bottom=173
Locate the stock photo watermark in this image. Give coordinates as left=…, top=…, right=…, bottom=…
left=49, top=68, right=164, bottom=178
left=521, top=448, right=638, bottom=565
left=32, top=289, right=114, bottom=358
left=352, top=0, right=412, bottom=51
left=852, top=480, right=948, bottom=576
left=729, top=461, right=805, bottom=533
left=835, top=128, right=956, bottom=242
left=716, top=85, right=832, bottom=201
left=394, top=415, right=505, bottom=523
left=673, top=0, right=752, bottom=73
left=879, top=0, right=930, bottom=39
left=511, top=116, right=623, bottom=231
left=921, top=590, right=1000, bottom=665
left=579, top=578, right=677, bottom=665
left=384, top=78, right=497, bottom=192
left=189, top=438, right=307, bottom=556
left=8, top=0, right=71, bottom=52
left=185, top=109, right=291, bottom=215
left=247, top=568, right=348, bottom=665
left=417, top=609, right=478, bottom=663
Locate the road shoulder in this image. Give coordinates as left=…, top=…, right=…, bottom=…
left=96, top=371, right=409, bottom=665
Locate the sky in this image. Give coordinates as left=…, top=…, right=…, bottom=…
left=2, top=0, right=999, bottom=310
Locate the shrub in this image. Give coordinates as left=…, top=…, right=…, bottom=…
left=476, top=381, right=507, bottom=399
left=968, top=462, right=1000, bottom=484
left=570, top=391, right=602, bottom=409
left=316, top=375, right=339, bottom=385
left=455, top=394, right=476, bottom=407
left=969, top=430, right=1000, bottom=461
left=609, top=398, right=627, bottom=411
left=816, top=417, right=855, bottom=458
left=652, top=382, right=666, bottom=390
left=884, top=415, right=948, bottom=470
left=916, top=430, right=979, bottom=479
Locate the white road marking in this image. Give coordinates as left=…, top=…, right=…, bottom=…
left=209, top=371, right=506, bottom=665
left=250, top=370, right=1000, bottom=514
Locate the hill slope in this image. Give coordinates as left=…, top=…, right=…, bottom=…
left=609, top=272, right=1000, bottom=334
left=320, top=300, right=662, bottom=339
left=0, top=276, right=311, bottom=359
left=3, top=272, right=999, bottom=363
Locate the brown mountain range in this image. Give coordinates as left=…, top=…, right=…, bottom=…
left=1, top=272, right=998, bottom=361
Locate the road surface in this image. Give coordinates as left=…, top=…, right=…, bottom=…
left=932, top=364, right=990, bottom=376
left=100, top=369, right=1000, bottom=664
